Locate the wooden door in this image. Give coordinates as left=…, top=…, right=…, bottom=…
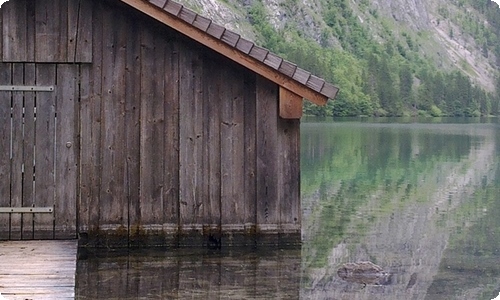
left=0, top=63, right=78, bottom=240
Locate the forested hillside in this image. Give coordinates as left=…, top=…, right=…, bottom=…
left=178, top=0, right=500, bottom=117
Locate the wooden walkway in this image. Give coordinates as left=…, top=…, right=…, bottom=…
left=0, top=240, right=78, bottom=300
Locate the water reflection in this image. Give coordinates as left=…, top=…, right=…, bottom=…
left=76, top=248, right=301, bottom=299
left=301, top=118, right=500, bottom=300
left=76, top=118, right=500, bottom=299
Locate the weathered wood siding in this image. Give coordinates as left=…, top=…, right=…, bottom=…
left=0, top=0, right=301, bottom=246
left=2, top=0, right=92, bottom=62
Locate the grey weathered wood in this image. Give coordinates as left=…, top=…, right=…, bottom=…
left=2, top=0, right=29, bottom=61
left=22, top=63, right=36, bottom=240
left=179, top=7, right=196, bottom=24
left=78, top=63, right=91, bottom=236
left=139, top=23, right=166, bottom=243
left=164, top=1, right=182, bottom=16
left=179, top=45, right=204, bottom=236
left=163, top=39, right=180, bottom=239
left=249, top=45, right=268, bottom=62
left=243, top=73, right=257, bottom=236
left=193, top=15, right=211, bottom=32
left=99, top=7, right=128, bottom=246
left=0, top=63, right=11, bottom=240
left=278, top=60, right=297, bottom=78
left=206, top=22, right=225, bottom=39
left=256, top=75, right=279, bottom=240
left=202, top=57, right=221, bottom=236
left=292, top=67, right=310, bottom=85
left=75, top=0, right=93, bottom=63
left=264, top=52, right=283, bottom=70
left=34, top=64, right=56, bottom=239
left=149, top=0, right=167, bottom=8
left=306, top=74, right=325, bottom=93
left=220, top=65, right=245, bottom=228
left=0, top=240, right=77, bottom=299
left=10, top=64, right=24, bottom=240
left=125, top=16, right=142, bottom=246
left=55, top=64, right=78, bottom=239
left=321, top=82, right=339, bottom=99
left=35, top=0, right=60, bottom=62
left=66, top=0, right=93, bottom=62
left=236, top=38, right=253, bottom=55
left=221, top=30, right=239, bottom=47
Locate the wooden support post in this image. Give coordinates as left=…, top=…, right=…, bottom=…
left=279, top=87, right=303, bottom=119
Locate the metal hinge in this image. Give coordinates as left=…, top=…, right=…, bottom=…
left=0, top=207, right=53, bottom=213
left=0, top=85, right=54, bottom=92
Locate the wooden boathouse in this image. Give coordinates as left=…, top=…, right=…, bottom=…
left=0, top=0, right=338, bottom=247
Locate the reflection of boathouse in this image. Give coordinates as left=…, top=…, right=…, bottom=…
left=0, top=0, right=337, bottom=247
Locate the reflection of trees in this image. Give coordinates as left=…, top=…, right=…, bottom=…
left=301, top=122, right=500, bottom=299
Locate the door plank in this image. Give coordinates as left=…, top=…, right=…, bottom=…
left=10, top=63, right=24, bottom=240
left=0, top=63, right=11, bottom=240
left=22, top=63, right=36, bottom=239
left=34, top=64, right=56, bottom=239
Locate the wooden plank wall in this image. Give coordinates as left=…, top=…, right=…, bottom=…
left=0, top=0, right=301, bottom=246
left=2, top=0, right=92, bottom=63
left=77, top=0, right=301, bottom=247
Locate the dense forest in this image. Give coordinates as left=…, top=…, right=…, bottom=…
left=246, top=0, right=500, bottom=117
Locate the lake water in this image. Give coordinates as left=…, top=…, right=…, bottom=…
left=76, top=117, right=500, bottom=300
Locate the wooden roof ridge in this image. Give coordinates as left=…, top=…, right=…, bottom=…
left=120, top=0, right=339, bottom=105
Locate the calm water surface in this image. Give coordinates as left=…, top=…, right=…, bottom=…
left=77, top=117, right=500, bottom=299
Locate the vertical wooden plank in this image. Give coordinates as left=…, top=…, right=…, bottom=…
left=255, top=75, right=279, bottom=244
left=35, top=0, right=63, bottom=62
left=0, top=63, right=11, bottom=240
left=24, top=1, right=36, bottom=62
left=34, top=64, right=57, bottom=239
left=55, top=64, right=78, bottom=239
left=279, top=87, right=303, bottom=119
left=67, top=0, right=79, bottom=62
left=178, top=44, right=204, bottom=243
left=10, top=63, right=24, bottom=240
left=75, top=0, right=93, bottom=63
left=278, top=118, right=301, bottom=244
left=81, top=0, right=104, bottom=245
left=163, top=37, right=180, bottom=243
left=125, top=17, right=142, bottom=246
left=57, top=0, right=69, bottom=62
left=243, top=72, right=257, bottom=239
left=203, top=55, right=221, bottom=243
left=220, top=63, right=245, bottom=244
left=68, top=0, right=93, bottom=63
left=2, top=0, right=28, bottom=61
left=22, top=63, right=36, bottom=239
left=78, top=63, right=91, bottom=238
left=139, top=23, right=166, bottom=244
left=99, top=7, right=128, bottom=246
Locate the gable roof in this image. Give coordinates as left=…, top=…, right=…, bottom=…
left=119, top=0, right=339, bottom=106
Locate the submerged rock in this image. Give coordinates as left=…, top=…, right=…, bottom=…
left=337, top=261, right=392, bottom=286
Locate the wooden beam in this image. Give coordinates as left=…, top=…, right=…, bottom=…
left=279, top=87, right=302, bottom=119
left=118, top=0, right=329, bottom=106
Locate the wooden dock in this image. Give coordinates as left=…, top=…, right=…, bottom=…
left=0, top=240, right=78, bottom=300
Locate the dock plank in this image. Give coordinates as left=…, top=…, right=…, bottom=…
left=0, top=240, right=77, bottom=300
